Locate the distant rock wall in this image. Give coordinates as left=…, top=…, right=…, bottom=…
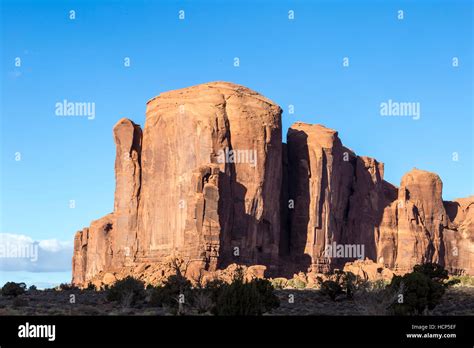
left=72, top=82, right=473, bottom=285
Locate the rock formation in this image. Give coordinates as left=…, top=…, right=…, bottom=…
left=72, top=82, right=473, bottom=286
left=443, top=196, right=474, bottom=274
left=73, top=82, right=283, bottom=284
left=285, top=123, right=392, bottom=273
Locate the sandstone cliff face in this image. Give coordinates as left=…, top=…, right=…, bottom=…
left=443, top=196, right=474, bottom=275
left=72, top=119, right=142, bottom=285
left=391, top=169, right=447, bottom=271
left=72, top=82, right=472, bottom=285
left=284, top=122, right=472, bottom=276
left=73, top=82, right=283, bottom=285
left=285, top=123, right=396, bottom=272
left=137, top=82, right=282, bottom=269
left=286, top=123, right=354, bottom=271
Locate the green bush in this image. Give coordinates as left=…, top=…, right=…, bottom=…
left=1, top=282, right=27, bottom=297
left=106, top=276, right=145, bottom=306
left=388, top=263, right=457, bottom=315
left=212, top=269, right=279, bottom=316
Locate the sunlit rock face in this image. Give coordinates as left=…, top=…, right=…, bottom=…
left=73, top=82, right=283, bottom=284
left=72, top=82, right=472, bottom=286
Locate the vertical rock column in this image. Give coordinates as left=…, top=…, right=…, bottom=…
left=286, top=123, right=354, bottom=271
left=111, top=118, right=142, bottom=267
left=394, top=169, right=447, bottom=272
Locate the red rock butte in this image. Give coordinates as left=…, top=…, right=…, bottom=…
left=72, top=81, right=473, bottom=285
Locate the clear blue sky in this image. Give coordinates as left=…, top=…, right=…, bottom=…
left=0, top=0, right=472, bottom=285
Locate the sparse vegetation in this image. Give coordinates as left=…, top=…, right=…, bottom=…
left=193, top=289, right=213, bottom=314
left=58, top=283, right=75, bottom=291
left=270, top=278, right=288, bottom=290
left=85, top=282, right=96, bottom=291
left=320, top=280, right=343, bottom=301
left=354, top=279, right=402, bottom=315
left=106, top=276, right=146, bottom=307
left=1, top=261, right=472, bottom=316
left=287, top=278, right=306, bottom=289
left=449, top=275, right=474, bottom=287
left=1, top=282, right=27, bottom=297
left=148, top=274, right=193, bottom=314
left=317, top=270, right=368, bottom=301
left=212, top=268, right=280, bottom=315
left=388, top=263, right=458, bottom=315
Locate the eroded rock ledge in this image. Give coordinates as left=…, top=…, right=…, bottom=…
left=72, top=82, right=473, bottom=286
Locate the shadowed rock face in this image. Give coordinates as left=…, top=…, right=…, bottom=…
left=72, top=82, right=473, bottom=285
left=286, top=123, right=354, bottom=271
left=285, top=123, right=394, bottom=273
left=443, top=197, right=474, bottom=274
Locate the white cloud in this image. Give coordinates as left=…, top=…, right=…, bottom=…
left=0, top=233, right=73, bottom=272
left=38, top=239, right=71, bottom=253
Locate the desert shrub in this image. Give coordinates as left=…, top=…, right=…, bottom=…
left=449, top=275, right=474, bottom=287
left=204, top=278, right=226, bottom=303
left=318, top=271, right=366, bottom=301
left=1, top=282, right=27, bottom=297
left=148, top=286, right=167, bottom=307
left=270, top=278, right=288, bottom=290
left=28, top=285, right=37, bottom=292
left=354, top=282, right=400, bottom=315
left=340, top=271, right=358, bottom=299
left=59, top=283, right=75, bottom=291
left=320, top=280, right=343, bottom=301
left=413, top=263, right=448, bottom=281
left=212, top=269, right=279, bottom=316
left=252, top=278, right=281, bottom=310
left=287, top=278, right=306, bottom=289
left=388, top=263, right=457, bottom=315
left=106, top=276, right=145, bottom=306
left=148, top=274, right=193, bottom=314
left=193, top=289, right=213, bottom=314
left=85, top=282, right=96, bottom=291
